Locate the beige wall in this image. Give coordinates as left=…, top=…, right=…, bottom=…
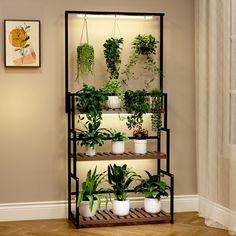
left=0, top=0, right=196, bottom=203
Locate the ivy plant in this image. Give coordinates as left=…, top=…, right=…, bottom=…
left=103, top=37, right=123, bottom=80
left=150, top=88, right=162, bottom=138
left=124, top=90, right=149, bottom=129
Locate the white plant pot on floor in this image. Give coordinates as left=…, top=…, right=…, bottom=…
left=112, top=199, right=130, bottom=216
left=112, top=141, right=125, bottom=154
left=79, top=200, right=98, bottom=217
left=106, top=96, right=121, bottom=109
left=86, top=146, right=96, bottom=156
left=144, top=198, right=161, bottom=214
left=134, top=139, right=147, bottom=154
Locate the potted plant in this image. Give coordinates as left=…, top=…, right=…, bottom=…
left=76, top=43, right=95, bottom=80
left=78, top=115, right=109, bottom=156
left=123, top=34, right=160, bottom=88
left=109, top=129, right=128, bottom=154
left=107, top=164, right=139, bottom=216
left=124, top=90, right=149, bottom=130
left=101, top=79, right=124, bottom=109
left=76, top=83, right=107, bottom=116
left=103, top=37, right=123, bottom=80
left=150, top=88, right=162, bottom=138
left=77, top=166, right=108, bottom=217
left=133, top=127, right=149, bottom=154
left=134, top=171, right=169, bottom=214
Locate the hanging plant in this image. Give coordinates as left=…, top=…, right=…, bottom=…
left=103, top=37, right=123, bottom=80
left=150, top=88, right=162, bottom=138
left=123, top=34, right=160, bottom=88
left=76, top=43, right=94, bottom=79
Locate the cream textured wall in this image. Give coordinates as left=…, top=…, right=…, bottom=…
left=0, top=0, right=196, bottom=203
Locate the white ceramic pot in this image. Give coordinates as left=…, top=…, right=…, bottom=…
left=134, top=139, right=147, bottom=154
left=86, top=146, right=96, bottom=156
left=112, top=141, right=125, bottom=154
left=144, top=198, right=161, bottom=214
left=112, top=199, right=130, bottom=216
left=106, top=96, right=121, bottom=109
left=79, top=200, right=98, bottom=217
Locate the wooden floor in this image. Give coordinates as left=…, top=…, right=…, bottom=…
left=0, top=212, right=228, bottom=236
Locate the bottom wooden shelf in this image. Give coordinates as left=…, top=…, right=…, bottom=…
left=78, top=208, right=170, bottom=228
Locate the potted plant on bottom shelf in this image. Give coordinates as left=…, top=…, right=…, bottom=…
left=109, top=129, right=128, bottom=154
left=77, top=166, right=108, bottom=217
left=134, top=171, right=169, bottom=214
left=133, top=127, right=149, bottom=154
left=108, top=164, right=139, bottom=216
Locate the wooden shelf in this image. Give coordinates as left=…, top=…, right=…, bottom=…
left=79, top=208, right=170, bottom=227
left=73, top=151, right=166, bottom=161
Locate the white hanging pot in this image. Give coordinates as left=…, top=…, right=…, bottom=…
left=79, top=200, right=98, bottom=217
left=134, top=139, right=147, bottom=154
left=112, top=199, right=130, bottom=216
left=112, top=141, right=125, bottom=154
left=86, top=146, right=96, bottom=156
left=144, top=198, right=161, bottom=214
left=106, top=96, right=121, bottom=109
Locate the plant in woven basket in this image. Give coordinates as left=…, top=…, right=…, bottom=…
left=76, top=43, right=94, bottom=79
left=103, top=37, right=123, bottom=80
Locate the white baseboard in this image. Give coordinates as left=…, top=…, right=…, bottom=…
left=199, top=196, right=236, bottom=233
left=0, top=195, right=198, bottom=222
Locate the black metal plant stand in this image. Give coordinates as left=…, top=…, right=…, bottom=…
left=65, top=10, right=174, bottom=229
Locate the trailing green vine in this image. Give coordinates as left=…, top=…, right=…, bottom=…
left=76, top=43, right=94, bottom=80
left=123, top=34, right=160, bottom=88
left=150, top=88, right=162, bottom=138
left=103, top=37, right=123, bottom=80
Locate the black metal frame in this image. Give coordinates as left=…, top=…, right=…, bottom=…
left=65, top=10, right=174, bottom=229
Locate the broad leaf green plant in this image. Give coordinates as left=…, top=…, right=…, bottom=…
left=108, top=164, right=140, bottom=201
left=134, top=171, right=169, bottom=200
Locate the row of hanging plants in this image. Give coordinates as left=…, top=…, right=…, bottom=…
left=76, top=33, right=160, bottom=88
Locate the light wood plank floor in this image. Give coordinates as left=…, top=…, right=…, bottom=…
left=0, top=212, right=228, bottom=236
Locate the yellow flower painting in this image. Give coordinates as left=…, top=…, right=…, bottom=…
left=4, top=20, right=40, bottom=67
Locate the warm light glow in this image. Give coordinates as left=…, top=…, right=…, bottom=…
left=77, top=14, right=153, bottom=20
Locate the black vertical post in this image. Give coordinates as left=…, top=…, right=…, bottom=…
left=164, top=93, right=168, bottom=129
left=166, top=129, right=170, bottom=173
left=71, top=94, right=75, bottom=131
left=65, top=11, right=69, bottom=113
left=160, top=15, right=164, bottom=92
left=73, top=130, right=77, bottom=176
left=157, top=138, right=161, bottom=175
left=67, top=92, right=71, bottom=219
left=170, top=174, right=174, bottom=224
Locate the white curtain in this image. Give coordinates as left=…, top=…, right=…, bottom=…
left=195, top=0, right=236, bottom=235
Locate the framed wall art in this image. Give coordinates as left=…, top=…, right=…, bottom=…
left=4, top=20, right=41, bottom=68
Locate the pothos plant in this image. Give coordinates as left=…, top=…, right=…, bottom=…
left=103, top=37, right=123, bottom=80
left=150, top=88, right=162, bottom=138
left=76, top=43, right=95, bottom=80
left=124, top=90, right=149, bottom=129
left=123, top=34, right=160, bottom=88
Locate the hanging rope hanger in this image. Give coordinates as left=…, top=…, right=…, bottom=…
left=111, top=15, right=122, bottom=38
left=80, top=15, right=89, bottom=44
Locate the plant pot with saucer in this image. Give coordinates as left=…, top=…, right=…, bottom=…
left=133, top=127, right=148, bottom=154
